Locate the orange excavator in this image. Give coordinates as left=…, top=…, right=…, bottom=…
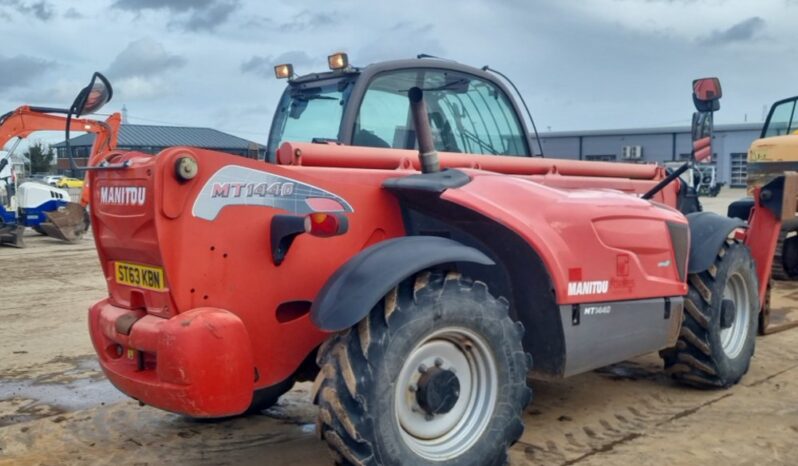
left=0, top=73, right=120, bottom=244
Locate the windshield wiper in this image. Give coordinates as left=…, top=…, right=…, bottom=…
left=422, top=78, right=471, bottom=93
left=292, top=94, right=337, bottom=101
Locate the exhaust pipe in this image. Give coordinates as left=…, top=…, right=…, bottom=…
left=408, top=87, right=440, bottom=174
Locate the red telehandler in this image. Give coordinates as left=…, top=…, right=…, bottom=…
left=76, top=69, right=788, bottom=465
left=4, top=62, right=791, bottom=465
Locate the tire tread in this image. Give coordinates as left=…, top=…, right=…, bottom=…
left=663, top=240, right=758, bottom=388
left=315, top=271, right=530, bottom=465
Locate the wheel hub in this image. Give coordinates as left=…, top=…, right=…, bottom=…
left=394, top=328, right=498, bottom=459
left=720, top=298, right=736, bottom=329
left=416, top=366, right=460, bottom=415
left=720, top=271, right=752, bottom=359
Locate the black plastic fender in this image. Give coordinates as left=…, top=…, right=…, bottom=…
left=310, top=236, right=494, bottom=332
left=686, top=212, right=746, bottom=274
left=727, top=197, right=754, bottom=221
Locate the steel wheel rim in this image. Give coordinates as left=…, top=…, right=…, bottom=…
left=394, top=327, right=498, bottom=461
left=720, top=271, right=751, bottom=359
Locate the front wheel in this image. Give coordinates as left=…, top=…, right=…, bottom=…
left=663, top=240, right=759, bottom=387
left=313, top=271, right=531, bottom=466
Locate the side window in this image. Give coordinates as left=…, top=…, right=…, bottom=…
left=427, top=72, right=528, bottom=156
left=354, top=69, right=529, bottom=156
left=764, top=99, right=797, bottom=138
left=355, top=71, right=417, bottom=149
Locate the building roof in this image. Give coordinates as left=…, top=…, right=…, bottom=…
left=53, top=124, right=263, bottom=150
left=540, top=122, right=763, bottom=139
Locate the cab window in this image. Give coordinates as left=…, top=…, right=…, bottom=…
left=266, top=77, right=354, bottom=159
left=763, top=98, right=797, bottom=138
left=354, top=69, right=529, bottom=156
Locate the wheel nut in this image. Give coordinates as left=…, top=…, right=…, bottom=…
left=418, top=364, right=428, bottom=374
left=425, top=414, right=434, bottom=421
left=434, top=358, right=444, bottom=367
left=408, top=384, right=417, bottom=392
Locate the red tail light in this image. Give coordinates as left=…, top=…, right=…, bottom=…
left=304, top=213, right=348, bottom=237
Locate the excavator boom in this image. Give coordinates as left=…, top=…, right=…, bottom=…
left=0, top=106, right=120, bottom=243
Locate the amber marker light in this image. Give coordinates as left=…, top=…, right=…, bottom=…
left=274, top=63, right=294, bottom=79
left=327, top=52, right=349, bottom=70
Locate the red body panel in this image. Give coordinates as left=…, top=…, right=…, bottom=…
left=442, top=170, right=688, bottom=303
left=88, top=143, right=689, bottom=417
left=744, top=186, right=781, bottom=308
left=89, top=300, right=254, bottom=416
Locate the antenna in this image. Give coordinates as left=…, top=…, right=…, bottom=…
left=121, top=104, right=128, bottom=124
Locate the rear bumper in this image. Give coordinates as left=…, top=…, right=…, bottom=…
left=88, top=299, right=254, bottom=417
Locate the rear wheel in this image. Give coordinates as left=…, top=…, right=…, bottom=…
left=772, top=229, right=798, bottom=280
left=663, top=240, right=759, bottom=387
left=313, top=271, right=531, bottom=466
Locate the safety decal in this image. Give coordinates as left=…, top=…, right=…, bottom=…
left=192, top=165, right=353, bottom=221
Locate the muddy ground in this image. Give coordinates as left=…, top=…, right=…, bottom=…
left=1, top=188, right=798, bottom=465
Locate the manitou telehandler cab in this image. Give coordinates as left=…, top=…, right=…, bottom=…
left=69, top=60, right=796, bottom=464
left=266, top=53, right=702, bottom=215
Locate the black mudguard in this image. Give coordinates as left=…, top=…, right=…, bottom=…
left=686, top=212, right=746, bottom=273
left=310, top=236, right=494, bottom=332
left=727, top=197, right=754, bottom=221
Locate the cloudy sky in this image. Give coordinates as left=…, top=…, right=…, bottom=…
left=1, top=0, right=797, bottom=146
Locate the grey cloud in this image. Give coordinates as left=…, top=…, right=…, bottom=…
left=356, top=21, right=444, bottom=65
left=112, top=0, right=239, bottom=31
left=241, top=51, right=315, bottom=78
left=0, top=54, right=54, bottom=90
left=279, top=10, right=338, bottom=32
left=0, top=0, right=54, bottom=21
left=701, top=16, right=765, bottom=45
left=241, top=15, right=274, bottom=29
left=106, top=38, right=186, bottom=80
left=111, top=0, right=217, bottom=12
left=63, top=7, right=81, bottom=19
left=178, top=1, right=238, bottom=31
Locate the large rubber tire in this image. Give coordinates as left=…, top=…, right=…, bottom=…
left=663, top=240, right=759, bottom=388
left=772, top=229, right=798, bottom=281
left=313, top=271, right=532, bottom=466
left=245, top=377, right=295, bottom=414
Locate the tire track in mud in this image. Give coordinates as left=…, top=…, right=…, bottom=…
left=510, top=328, right=798, bottom=466
left=0, top=386, right=327, bottom=466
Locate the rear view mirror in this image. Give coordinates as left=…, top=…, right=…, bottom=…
left=72, top=72, right=113, bottom=117
left=692, top=77, right=721, bottom=112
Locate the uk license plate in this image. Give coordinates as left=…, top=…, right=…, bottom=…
left=114, top=261, right=165, bottom=291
